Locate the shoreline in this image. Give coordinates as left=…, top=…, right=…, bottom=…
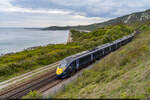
left=0, top=42, right=66, bottom=57
left=0, top=29, right=85, bottom=57
left=0, top=30, right=70, bottom=57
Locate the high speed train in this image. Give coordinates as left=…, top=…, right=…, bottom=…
left=56, top=33, right=135, bottom=78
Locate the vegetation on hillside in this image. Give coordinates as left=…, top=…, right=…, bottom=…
left=54, top=23, right=150, bottom=98
left=0, top=25, right=133, bottom=82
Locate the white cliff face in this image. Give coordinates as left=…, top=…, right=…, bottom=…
left=124, top=15, right=132, bottom=23
left=67, top=31, right=73, bottom=43
left=123, top=11, right=150, bottom=24
left=140, top=13, right=150, bottom=21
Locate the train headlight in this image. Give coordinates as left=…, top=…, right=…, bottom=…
left=56, top=67, right=63, bottom=75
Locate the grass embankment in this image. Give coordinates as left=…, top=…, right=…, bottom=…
left=0, top=25, right=133, bottom=82
left=55, top=24, right=150, bottom=98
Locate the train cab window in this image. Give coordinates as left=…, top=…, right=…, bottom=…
left=59, top=60, right=67, bottom=68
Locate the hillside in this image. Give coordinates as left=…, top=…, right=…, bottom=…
left=54, top=22, right=150, bottom=98
left=43, top=9, right=150, bottom=31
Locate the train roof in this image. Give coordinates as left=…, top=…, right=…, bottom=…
left=63, top=50, right=90, bottom=63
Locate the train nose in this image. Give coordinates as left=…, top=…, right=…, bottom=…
left=56, top=67, right=63, bottom=75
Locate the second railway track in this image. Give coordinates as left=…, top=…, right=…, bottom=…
left=0, top=68, right=62, bottom=98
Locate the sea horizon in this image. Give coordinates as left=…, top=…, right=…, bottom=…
left=0, top=28, right=69, bottom=55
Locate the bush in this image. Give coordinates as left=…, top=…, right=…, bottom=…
left=23, top=90, right=42, bottom=99
left=121, top=92, right=127, bottom=98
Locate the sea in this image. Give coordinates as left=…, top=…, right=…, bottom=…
left=0, top=28, right=69, bottom=55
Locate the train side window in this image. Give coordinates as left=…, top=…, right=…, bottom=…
left=71, top=61, right=76, bottom=67
left=93, top=51, right=99, bottom=58
left=79, top=55, right=91, bottom=65
left=100, top=50, right=103, bottom=56
left=105, top=47, right=109, bottom=52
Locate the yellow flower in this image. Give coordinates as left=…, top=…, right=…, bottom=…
left=148, top=65, right=150, bottom=69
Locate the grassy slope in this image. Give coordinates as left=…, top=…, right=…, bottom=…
left=55, top=26, right=150, bottom=98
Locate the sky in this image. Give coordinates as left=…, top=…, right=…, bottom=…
left=0, top=0, right=150, bottom=28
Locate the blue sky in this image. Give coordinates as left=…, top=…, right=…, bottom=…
left=0, top=0, right=150, bottom=27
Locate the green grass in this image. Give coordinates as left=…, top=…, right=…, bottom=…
left=54, top=26, right=150, bottom=98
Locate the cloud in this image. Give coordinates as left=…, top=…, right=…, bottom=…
left=0, top=0, right=108, bottom=27
left=0, top=0, right=70, bottom=14
left=0, top=12, right=106, bottom=27
left=11, top=0, right=150, bottom=17
left=0, top=0, right=150, bottom=27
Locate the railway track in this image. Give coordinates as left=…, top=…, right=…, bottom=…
left=0, top=68, right=62, bottom=98
left=0, top=62, right=59, bottom=90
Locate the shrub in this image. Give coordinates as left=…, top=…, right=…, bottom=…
left=23, top=90, right=42, bottom=99
left=121, top=92, right=127, bottom=98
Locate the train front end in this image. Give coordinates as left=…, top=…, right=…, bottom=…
left=56, top=60, right=68, bottom=78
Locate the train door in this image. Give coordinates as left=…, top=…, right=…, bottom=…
left=111, top=43, right=116, bottom=51
left=117, top=41, right=120, bottom=48
left=93, top=50, right=100, bottom=60
left=115, top=43, right=118, bottom=49
left=99, top=50, right=103, bottom=57
left=70, top=61, right=76, bottom=73
left=118, top=41, right=121, bottom=47
left=104, top=47, right=109, bottom=54
left=102, top=49, right=105, bottom=55
left=76, top=59, right=79, bottom=70
left=109, top=45, right=111, bottom=52
left=91, top=53, right=94, bottom=61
